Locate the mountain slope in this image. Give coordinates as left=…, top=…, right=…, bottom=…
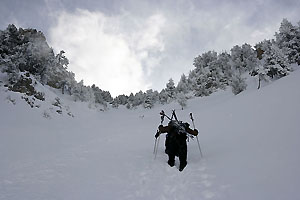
left=0, top=70, right=300, bottom=200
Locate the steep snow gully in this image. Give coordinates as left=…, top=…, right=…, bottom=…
left=0, top=70, right=300, bottom=200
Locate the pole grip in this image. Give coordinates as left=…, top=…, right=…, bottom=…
left=190, top=113, right=194, bottom=121
left=190, top=113, right=195, bottom=129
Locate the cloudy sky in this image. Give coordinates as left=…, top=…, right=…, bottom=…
left=1, top=0, right=300, bottom=96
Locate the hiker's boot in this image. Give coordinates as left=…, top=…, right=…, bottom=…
left=179, top=161, right=187, bottom=171
left=168, top=159, right=175, bottom=167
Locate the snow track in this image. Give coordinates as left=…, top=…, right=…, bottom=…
left=126, top=159, right=221, bottom=200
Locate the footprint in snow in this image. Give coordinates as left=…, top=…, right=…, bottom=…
left=202, top=190, right=216, bottom=199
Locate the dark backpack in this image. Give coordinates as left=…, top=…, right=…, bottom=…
left=168, top=120, right=189, bottom=136
left=165, top=120, right=189, bottom=155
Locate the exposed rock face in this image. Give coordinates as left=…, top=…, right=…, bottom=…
left=8, top=73, right=45, bottom=101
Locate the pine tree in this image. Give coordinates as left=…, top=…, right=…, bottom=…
left=133, top=91, right=146, bottom=107
left=187, top=70, right=197, bottom=91
left=275, top=18, right=300, bottom=65
left=176, top=74, right=189, bottom=94
left=92, top=84, right=105, bottom=105
left=265, top=44, right=289, bottom=78
left=218, top=52, right=232, bottom=87
left=193, top=51, right=218, bottom=74
left=165, top=78, right=176, bottom=103
left=230, top=43, right=258, bottom=74
left=144, top=89, right=154, bottom=109
left=111, top=99, right=119, bottom=108
left=255, top=40, right=290, bottom=79
left=192, top=52, right=214, bottom=96
left=114, top=94, right=129, bottom=106
left=193, top=67, right=211, bottom=97
left=159, top=89, right=168, bottom=104
left=126, top=93, right=135, bottom=109
left=72, top=80, right=90, bottom=102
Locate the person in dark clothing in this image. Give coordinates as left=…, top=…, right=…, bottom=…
left=155, top=120, right=198, bottom=171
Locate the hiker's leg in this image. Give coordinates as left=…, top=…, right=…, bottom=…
left=167, top=141, right=176, bottom=167
left=178, top=143, right=187, bottom=171
left=165, top=135, right=170, bottom=154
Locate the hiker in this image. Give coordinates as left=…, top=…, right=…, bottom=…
left=155, top=120, right=198, bottom=171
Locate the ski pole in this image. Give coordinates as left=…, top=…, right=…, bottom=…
left=154, top=113, right=164, bottom=159
left=154, top=136, right=160, bottom=160
left=160, top=110, right=171, bottom=120
left=190, top=113, right=203, bottom=158
left=153, top=131, right=159, bottom=154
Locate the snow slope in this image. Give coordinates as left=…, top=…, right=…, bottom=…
left=0, top=70, right=300, bottom=200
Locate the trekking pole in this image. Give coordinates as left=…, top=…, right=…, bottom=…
left=154, top=136, right=160, bottom=159
left=154, top=114, right=164, bottom=159
left=154, top=111, right=166, bottom=154
left=190, top=113, right=203, bottom=158
left=153, top=130, right=159, bottom=154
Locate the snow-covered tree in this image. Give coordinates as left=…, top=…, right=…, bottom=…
left=126, top=93, right=135, bottom=109
left=275, top=18, right=300, bottom=65
left=159, top=89, right=168, bottom=104
left=265, top=45, right=289, bottom=78
left=192, top=50, right=233, bottom=96
left=206, top=56, right=224, bottom=90
left=192, top=51, right=218, bottom=96
left=176, top=74, right=189, bottom=94
left=230, top=43, right=258, bottom=74
left=56, top=50, right=69, bottom=69
left=132, top=91, right=146, bottom=107
left=187, top=70, right=197, bottom=91
left=193, top=67, right=211, bottom=97
left=113, top=94, right=128, bottom=107
left=217, top=52, right=232, bottom=87
left=111, top=99, right=119, bottom=108
left=92, top=84, right=107, bottom=105
left=193, top=51, right=218, bottom=74
left=72, top=80, right=94, bottom=102
left=144, top=89, right=155, bottom=109
left=255, top=40, right=290, bottom=79
left=165, top=78, right=176, bottom=102
left=230, top=73, right=247, bottom=95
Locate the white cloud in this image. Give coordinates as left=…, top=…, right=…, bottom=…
left=49, top=9, right=166, bottom=96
